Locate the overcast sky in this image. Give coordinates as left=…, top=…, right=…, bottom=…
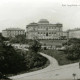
left=0, top=0, right=80, bottom=32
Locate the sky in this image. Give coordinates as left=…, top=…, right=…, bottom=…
left=0, top=0, right=80, bottom=32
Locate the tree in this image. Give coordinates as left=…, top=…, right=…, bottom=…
left=29, top=40, right=41, bottom=53
left=0, top=40, right=27, bottom=74
left=66, top=44, right=80, bottom=60
left=0, top=33, right=9, bottom=41
left=62, top=38, right=80, bottom=46
left=0, top=38, right=47, bottom=77
left=27, top=40, right=47, bottom=69
left=10, top=34, right=26, bottom=44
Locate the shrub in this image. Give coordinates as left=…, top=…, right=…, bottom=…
left=66, top=44, right=80, bottom=60
left=0, top=38, right=48, bottom=77
left=29, top=40, right=41, bottom=53
left=0, top=44, right=27, bottom=74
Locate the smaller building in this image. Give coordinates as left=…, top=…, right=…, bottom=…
left=2, top=28, right=25, bottom=38
left=68, top=28, right=80, bottom=39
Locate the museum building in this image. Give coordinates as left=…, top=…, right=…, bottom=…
left=26, top=19, right=63, bottom=39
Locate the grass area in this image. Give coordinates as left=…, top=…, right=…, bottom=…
left=42, top=50, right=79, bottom=65
left=27, top=39, right=67, bottom=46
left=39, top=40, right=67, bottom=46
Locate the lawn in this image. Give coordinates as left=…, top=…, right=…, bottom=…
left=39, top=40, right=67, bottom=47
left=42, top=49, right=79, bottom=65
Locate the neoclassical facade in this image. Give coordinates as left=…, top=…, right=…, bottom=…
left=26, top=19, right=63, bottom=39
left=2, top=28, right=25, bottom=38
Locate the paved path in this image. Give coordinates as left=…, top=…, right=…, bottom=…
left=10, top=53, right=80, bottom=80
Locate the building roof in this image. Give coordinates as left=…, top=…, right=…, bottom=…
left=28, top=22, right=38, bottom=26
left=3, top=28, right=25, bottom=31
left=38, top=19, right=49, bottom=24
left=27, top=19, right=62, bottom=27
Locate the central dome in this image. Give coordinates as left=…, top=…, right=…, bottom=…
left=38, top=19, right=49, bottom=24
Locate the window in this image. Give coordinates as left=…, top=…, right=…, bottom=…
left=41, top=26, right=42, bottom=29
left=54, top=32, right=56, bottom=34
left=54, top=27, right=56, bottom=29
left=46, top=33, right=48, bottom=36
left=46, top=28, right=48, bottom=31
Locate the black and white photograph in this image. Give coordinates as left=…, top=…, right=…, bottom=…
left=0, top=0, right=80, bottom=80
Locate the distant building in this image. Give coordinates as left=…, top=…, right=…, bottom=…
left=2, top=28, right=25, bottom=38
left=62, top=31, right=68, bottom=39
left=68, top=28, right=80, bottom=38
left=63, top=31, right=67, bottom=37
left=26, top=19, right=63, bottom=39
